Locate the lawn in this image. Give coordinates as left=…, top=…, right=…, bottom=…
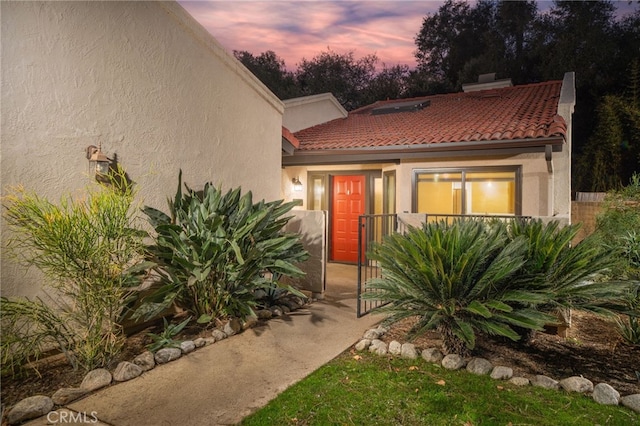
left=240, top=351, right=639, bottom=426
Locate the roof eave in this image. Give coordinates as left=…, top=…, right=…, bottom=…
left=282, top=137, right=565, bottom=166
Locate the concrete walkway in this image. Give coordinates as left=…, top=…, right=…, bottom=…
left=25, top=264, right=382, bottom=426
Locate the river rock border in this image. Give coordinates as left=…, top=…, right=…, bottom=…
left=3, top=295, right=308, bottom=425
left=355, top=326, right=640, bottom=415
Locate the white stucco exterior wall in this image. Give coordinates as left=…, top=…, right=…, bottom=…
left=1, top=1, right=284, bottom=298
left=283, top=93, right=348, bottom=133
left=284, top=152, right=561, bottom=220
left=554, top=72, right=576, bottom=221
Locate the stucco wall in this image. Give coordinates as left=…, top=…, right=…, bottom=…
left=285, top=153, right=555, bottom=218
left=555, top=72, right=576, bottom=221
left=283, top=93, right=347, bottom=133
left=1, top=1, right=284, bottom=298
left=283, top=210, right=327, bottom=297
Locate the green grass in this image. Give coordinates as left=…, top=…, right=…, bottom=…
left=240, top=352, right=639, bottom=426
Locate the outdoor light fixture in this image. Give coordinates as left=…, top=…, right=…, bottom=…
left=292, top=177, right=303, bottom=192
left=86, top=143, right=111, bottom=176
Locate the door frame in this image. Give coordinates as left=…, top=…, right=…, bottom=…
left=307, top=170, right=382, bottom=262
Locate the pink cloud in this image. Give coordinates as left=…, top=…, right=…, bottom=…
left=178, top=1, right=441, bottom=70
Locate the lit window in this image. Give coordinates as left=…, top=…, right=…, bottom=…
left=414, top=168, right=519, bottom=215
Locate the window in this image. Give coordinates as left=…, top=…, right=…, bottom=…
left=413, top=167, right=520, bottom=215
left=307, top=174, right=327, bottom=210
left=383, top=171, right=396, bottom=214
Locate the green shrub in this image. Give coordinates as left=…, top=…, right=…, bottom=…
left=364, top=218, right=632, bottom=356
left=2, top=171, right=149, bottom=371
left=136, top=171, right=308, bottom=324
left=146, top=316, right=191, bottom=353
left=615, top=283, right=640, bottom=346
left=1, top=297, right=75, bottom=376
left=589, top=173, right=640, bottom=342
left=507, top=219, right=625, bottom=317
left=363, top=220, right=553, bottom=356
left=595, top=172, right=640, bottom=279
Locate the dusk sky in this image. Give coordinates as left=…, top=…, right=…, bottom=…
left=179, top=1, right=639, bottom=71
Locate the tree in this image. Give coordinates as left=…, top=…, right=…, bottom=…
left=295, top=49, right=378, bottom=110
left=361, top=64, right=410, bottom=106
left=495, top=0, right=538, bottom=83
left=414, top=0, right=475, bottom=87
left=233, top=50, right=301, bottom=100
left=415, top=0, right=539, bottom=89
left=576, top=60, right=640, bottom=191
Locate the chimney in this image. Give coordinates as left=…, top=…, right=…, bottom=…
left=462, top=73, right=513, bottom=92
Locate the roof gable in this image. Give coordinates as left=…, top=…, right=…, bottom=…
left=294, top=80, right=566, bottom=152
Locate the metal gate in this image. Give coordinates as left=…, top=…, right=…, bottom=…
left=356, top=214, right=397, bottom=317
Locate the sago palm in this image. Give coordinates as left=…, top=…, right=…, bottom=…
left=363, top=220, right=553, bottom=356
left=508, top=219, right=628, bottom=318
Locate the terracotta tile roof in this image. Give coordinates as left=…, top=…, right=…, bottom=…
left=293, top=80, right=566, bottom=152
left=282, top=126, right=300, bottom=148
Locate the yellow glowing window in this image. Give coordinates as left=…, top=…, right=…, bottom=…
left=414, top=169, right=518, bottom=215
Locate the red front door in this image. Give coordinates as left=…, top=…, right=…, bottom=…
left=331, top=175, right=365, bottom=263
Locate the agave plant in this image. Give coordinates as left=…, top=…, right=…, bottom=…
left=363, top=219, right=553, bottom=356
left=135, top=171, right=309, bottom=324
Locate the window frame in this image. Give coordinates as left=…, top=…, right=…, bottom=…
left=411, top=166, right=522, bottom=215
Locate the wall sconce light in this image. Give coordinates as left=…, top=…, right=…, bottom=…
left=292, top=177, right=303, bottom=192
left=86, top=143, right=111, bottom=176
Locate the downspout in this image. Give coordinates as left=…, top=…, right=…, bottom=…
left=546, top=144, right=554, bottom=217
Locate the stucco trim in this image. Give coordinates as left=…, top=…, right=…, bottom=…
left=161, top=1, right=284, bottom=114
left=283, top=93, right=348, bottom=118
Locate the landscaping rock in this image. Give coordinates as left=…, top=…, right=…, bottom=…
left=621, top=394, right=640, bottom=413
left=180, top=340, right=196, bottom=354
left=559, top=376, right=594, bottom=393
left=355, top=339, right=371, bottom=351
left=6, top=395, right=54, bottom=425
left=279, top=304, right=291, bottom=314
left=243, top=315, right=258, bottom=330
left=223, top=318, right=242, bottom=336
left=490, top=366, right=513, bottom=380
left=375, top=325, right=389, bottom=336
left=211, top=329, right=227, bottom=341
left=363, top=328, right=382, bottom=340
left=280, top=299, right=299, bottom=311
left=193, top=337, right=207, bottom=348
left=202, top=337, right=216, bottom=345
left=388, top=340, right=402, bottom=355
left=442, top=354, right=465, bottom=370
left=113, top=361, right=143, bottom=382
left=421, top=348, right=444, bottom=364
left=256, top=309, right=273, bottom=320
left=508, top=377, right=530, bottom=386
left=133, top=351, right=155, bottom=372
left=270, top=306, right=283, bottom=317
left=592, top=383, right=620, bottom=405
left=532, top=375, right=560, bottom=390
left=369, top=339, right=387, bottom=356
left=400, top=343, right=418, bottom=359
left=154, top=347, right=182, bottom=364
left=80, top=368, right=112, bottom=391
left=51, top=387, right=88, bottom=405
left=466, top=358, right=493, bottom=375
left=291, top=296, right=306, bottom=308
